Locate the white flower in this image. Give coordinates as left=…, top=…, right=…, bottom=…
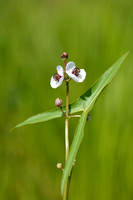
left=66, top=62, right=86, bottom=82
left=50, top=66, right=64, bottom=88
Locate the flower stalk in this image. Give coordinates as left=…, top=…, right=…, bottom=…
left=63, top=60, right=69, bottom=200
left=65, top=81, right=69, bottom=162
left=50, top=52, right=86, bottom=199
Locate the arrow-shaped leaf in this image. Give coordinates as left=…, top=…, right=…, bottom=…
left=14, top=103, right=83, bottom=129
left=71, top=51, right=129, bottom=113
left=61, top=52, right=129, bottom=195
left=14, top=52, right=128, bottom=131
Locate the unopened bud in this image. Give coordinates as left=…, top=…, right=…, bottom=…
left=61, top=52, right=68, bottom=60
left=57, top=163, right=62, bottom=169
left=55, top=98, right=62, bottom=107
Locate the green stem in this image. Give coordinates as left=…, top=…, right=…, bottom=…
left=65, top=81, right=69, bottom=162
left=69, top=115, right=81, bottom=118
left=63, top=81, right=69, bottom=200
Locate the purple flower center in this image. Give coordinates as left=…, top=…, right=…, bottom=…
left=53, top=73, right=62, bottom=82
left=72, top=67, right=80, bottom=76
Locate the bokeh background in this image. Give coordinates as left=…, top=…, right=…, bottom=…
left=0, top=0, right=133, bottom=199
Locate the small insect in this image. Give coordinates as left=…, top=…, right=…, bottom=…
left=87, top=114, right=91, bottom=121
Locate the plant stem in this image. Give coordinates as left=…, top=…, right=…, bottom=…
left=65, top=81, right=69, bottom=162
left=63, top=81, right=69, bottom=200
left=69, top=115, right=81, bottom=118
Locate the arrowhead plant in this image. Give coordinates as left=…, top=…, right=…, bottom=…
left=14, top=51, right=129, bottom=200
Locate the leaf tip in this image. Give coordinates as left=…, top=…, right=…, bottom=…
left=125, top=50, right=130, bottom=56
left=9, top=127, right=15, bottom=132
left=9, top=125, right=19, bottom=132
left=122, top=51, right=130, bottom=60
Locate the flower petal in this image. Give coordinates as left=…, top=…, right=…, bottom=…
left=67, top=69, right=86, bottom=82
left=50, top=75, right=64, bottom=88
left=66, top=62, right=75, bottom=72
left=57, top=66, right=64, bottom=76
left=77, top=69, right=86, bottom=82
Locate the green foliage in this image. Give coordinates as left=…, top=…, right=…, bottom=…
left=14, top=52, right=129, bottom=195
left=61, top=52, right=129, bottom=195
left=15, top=53, right=128, bottom=129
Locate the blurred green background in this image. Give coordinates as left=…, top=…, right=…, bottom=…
left=0, top=0, right=133, bottom=199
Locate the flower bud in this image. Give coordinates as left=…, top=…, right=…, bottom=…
left=57, top=163, right=62, bottom=169
left=61, top=52, right=68, bottom=60
left=55, top=98, right=62, bottom=107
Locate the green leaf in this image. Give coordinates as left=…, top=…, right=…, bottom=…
left=15, top=108, right=63, bottom=128
left=61, top=111, right=88, bottom=195
left=14, top=104, right=82, bottom=129
left=14, top=52, right=129, bottom=130
left=71, top=51, right=129, bottom=113
left=14, top=52, right=129, bottom=195
left=61, top=52, right=129, bottom=195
